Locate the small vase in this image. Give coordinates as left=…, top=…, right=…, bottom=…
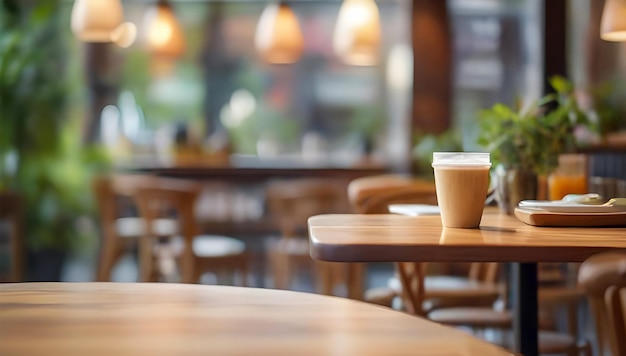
left=494, top=168, right=538, bottom=215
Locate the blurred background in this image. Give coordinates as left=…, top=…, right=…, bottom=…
left=2, top=0, right=626, bottom=288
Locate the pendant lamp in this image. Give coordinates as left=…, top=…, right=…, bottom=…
left=111, top=22, right=138, bottom=48
left=144, top=0, right=186, bottom=58
left=601, top=0, right=626, bottom=41
left=255, top=2, right=304, bottom=64
left=71, top=0, right=124, bottom=42
left=333, top=0, right=381, bottom=66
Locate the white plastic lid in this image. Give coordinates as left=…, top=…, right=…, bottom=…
left=431, top=152, right=491, bottom=167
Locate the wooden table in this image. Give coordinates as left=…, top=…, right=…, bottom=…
left=121, top=156, right=388, bottom=184
left=0, top=283, right=513, bottom=355
left=119, top=159, right=389, bottom=237
left=308, top=212, right=626, bottom=356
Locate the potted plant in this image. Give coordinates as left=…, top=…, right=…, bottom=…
left=412, top=129, right=463, bottom=178
left=476, top=76, right=592, bottom=213
left=1, top=1, right=108, bottom=280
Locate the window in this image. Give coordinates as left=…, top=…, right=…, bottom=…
left=109, top=0, right=412, bottom=168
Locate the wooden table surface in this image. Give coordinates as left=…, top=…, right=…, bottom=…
left=0, top=283, right=513, bottom=356
left=308, top=212, right=626, bottom=263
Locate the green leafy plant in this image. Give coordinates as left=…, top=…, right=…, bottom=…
left=412, top=129, right=463, bottom=177
left=347, top=105, right=385, bottom=141
left=476, top=76, right=591, bottom=176
left=1, top=1, right=109, bottom=253
left=585, top=79, right=625, bottom=136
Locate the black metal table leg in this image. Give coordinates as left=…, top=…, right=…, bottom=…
left=512, top=262, right=538, bottom=356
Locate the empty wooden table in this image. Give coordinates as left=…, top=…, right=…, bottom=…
left=308, top=212, right=626, bottom=356
left=0, top=282, right=512, bottom=355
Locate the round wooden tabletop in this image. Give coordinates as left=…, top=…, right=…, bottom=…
left=0, top=283, right=513, bottom=355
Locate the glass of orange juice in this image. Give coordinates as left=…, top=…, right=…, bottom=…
left=548, top=154, right=588, bottom=200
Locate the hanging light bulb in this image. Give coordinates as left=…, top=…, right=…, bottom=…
left=601, top=0, right=626, bottom=41
left=144, top=0, right=186, bottom=58
left=111, top=22, right=138, bottom=48
left=71, top=0, right=124, bottom=42
left=333, top=0, right=381, bottom=66
left=255, top=2, right=304, bottom=64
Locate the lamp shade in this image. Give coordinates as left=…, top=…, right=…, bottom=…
left=601, top=0, right=626, bottom=41
left=111, top=22, right=138, bottom=48
left=333, top=0, right=381, bottom=66
left=144, top=0, right=186, bottom=58
left=71, top=0, right=124, bottom=42
left=255, top=3, right=304, bottom=64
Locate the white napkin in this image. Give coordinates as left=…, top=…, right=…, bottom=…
left=388, top=204, right=441, bottom=216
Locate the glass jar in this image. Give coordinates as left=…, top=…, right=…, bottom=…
left=548, top=154, right=588, bottom=200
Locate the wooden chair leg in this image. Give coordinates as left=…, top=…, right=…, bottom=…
left=138, top=237, right=154, bottom=282
left=346, top=263, right=364, bottom=300
left=566, top=301, right=578, bottom=338
left=588, top=298, right=607, bottom=356
left=239, top=256, right=248, bottom=287
left=192, top=265, right=203, bottom=284
left=97, top=238, right=120, bottom=282
left=314, top=261, right=333, bottom=295
left=271, top=251, right=290, bottom=290
left=180, top=247, right=195, bottom=284
left=9, top=211, right=24, bottom=282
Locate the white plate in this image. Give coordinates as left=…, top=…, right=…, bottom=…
left=518, top=200, right=625, bottom=213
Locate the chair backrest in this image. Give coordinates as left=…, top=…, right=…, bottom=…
left=92, top=174, right=159, bottom=234
left=265, top=178, right=349, bottom=238
left=347, top=174, right=438, bottom=214
left=0, top=191, right=23, bottom=282
left=134, top=179, right=202, bottom=242
left=579, top=252, right=626, bottom=356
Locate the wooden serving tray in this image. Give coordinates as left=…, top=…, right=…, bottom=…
left=514, top=207, right=626, bottom=227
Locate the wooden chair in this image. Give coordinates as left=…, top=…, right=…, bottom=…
left=398, top=262, right=590, bottom=356
left=536, top=263, right=588, bottom=351
left=134, top=178, right=248, bottom=284
left=348, top=174, right=501, bottom=308
left=425, top=263, right=585, bottom=329
left=579, top=251, right=626, bottom=356
left=390, top=261, right=502, bottom=312
left=92, top=174, right=179, bottom=281
left=265, top=178, right=352, bottom=295
left=349, top=175, right=590, bottom=355
left=348, top=174, right=438, bottom=213
left=0, top=191, right=24, bottom=282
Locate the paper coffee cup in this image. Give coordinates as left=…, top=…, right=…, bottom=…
left=432, top=152, right=491, bottom=228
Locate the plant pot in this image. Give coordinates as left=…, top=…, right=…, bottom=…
left=494, top=168, right=538, bottom=215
